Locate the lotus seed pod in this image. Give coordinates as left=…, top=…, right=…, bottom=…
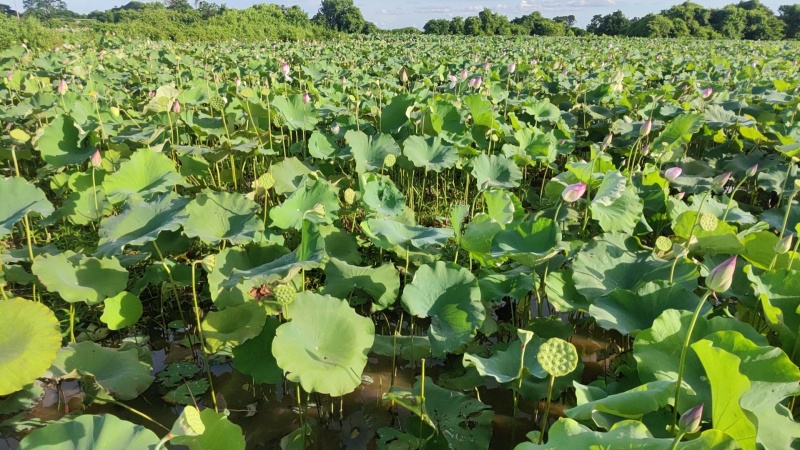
left=344, top=188, right=356, bottom=205
left=257, top=172, right=275, bottom=190
left=383, top=154, right=397, bottom=168
left=273, top=284, right=296, bottom=305
left=210, top=95, right=226, bottom=111
left=157, top=96, right=170, bottom=107
left=699, top=213, right=718, bottom=232
left=239, top=87, right=254, bottom=98
left=110, top=106, right=120, bottom=117
left=655, top=236, right=672, bottom=252
left=537, top=337, right=579, bottom=378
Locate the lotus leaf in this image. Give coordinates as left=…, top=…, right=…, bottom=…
left=102, top=149, right=185, bottom=202
left=471, top=154, right=523, bottom=190
left=380, top=93, right=414, bottom=132
left=18, top=414, right=159, bottom=450
left=403, top=135, right=458, bottom=172
left=360, top=173, right=407, bottom=217
left=100, top=292, right=143, bottom=330
left=269, top=175, right=339, bottom=229
left=490, top=217, right=561, bottom=267
left=463, top=330, right=546, bottom=382
left=231, top=317, right=283, bottom=384
left=184, top=189, right=263, bottom=245
left=362, top=218, right=453, bottom=250
left=35, top=115, right=94, bottom=167
left=201, top=301, right=267, bottom=353
left=169, top=407, right=246, bottom=450
left=0, top=176, right=54, bottom=238
left=272, top=93, right=318, bottom=130
left=346, top=130, right=401, bottom=174
left=322, top=258, right=400, bottom=311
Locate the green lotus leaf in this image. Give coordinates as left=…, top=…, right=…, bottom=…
left=649, top=113, right=704, bottom=162
left=18, top=414, right=159, bottom=450
left=478, top=269, right=536, bottom=302
left=201, top=301, right=267, bottom=353
left=668, top=194, right=756, bottom=227
left=672, top=211, right=744, bottom=255
left=471, top=154, right=523, bottom=190
left=360, top=173, right=408, bottom=218
left=271, top=94, right=318, bottom=130
left=461, top=214, right=504, bottom=266
left=590, top=281, right=707, bottom=335
left=163, top=379, right=210, bottom=405
left=308, top=130, right=341, bottom=159
left=380, top=93, right=414, bottom=133
left=184, top=190, right=263, bottom=245
left=273, top=291, right=374, bottom=396
left=231, top=317, right=283, bottom=384
left=32, top=251, right=128, bottom=305
left=401, top=261, right=484, bottom=356
left=591, top=184, right=644, bottom=234
left=371, top=334, right=432, bottom=361
left=322, top=258, right=400, bottom=311
left=0, top=298, right=61, bottom=396
left=169, top=408, right=246, bottom=450
left=746, top=266, right=800, bottom=365
left=362, top=218, right=453, bottom=250
left=270, top=175, right=339, bottom=230
left=156, top=362, right=200, bottom=388
left=0, top=177, right=54, bottom=238
left=96, top=192, right=189, bottom=257
left=57, top=171, right=113, bottom=225
left=514, top=418, right=738, bottom=450
left=463, top=330, right=545, bottom=382
left=320, top=223, right=362, bottom=264
left=346, top=130, right=400, bottom=174
left=403, top=135, right=458, bottom=172
left=35, top=115, right=94, bottom=168
left=633, top=309, right=766, bottom=413
left=567, top=380, right=678, bottom=422
left=100, top=292, right=143, bottom=331
left=572, top=233, right=698, bottom=299
left=759, top=202, right=799, bottom=234
left=46, top=341, right=155, bottom=400
left=504, top=127, right=557, bottom=164
left=483, top=188, right=525, bottom=228
left=267, top=157, right=313, bottom=195
left=464, top=94, right=495, bottom=128
left=423, top=100, right=465, bottom=138
left=741, top=231, right=799, bottom=271
left=490, top=217, right=561, bottom=267
left=207, top=244, right=290, bottom=308
left=383, top=377, right=493, bottom=450
left=102, top=149, right=185, bottom=203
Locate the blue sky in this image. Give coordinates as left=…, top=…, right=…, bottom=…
left=52, top=0, right=787, bottom=29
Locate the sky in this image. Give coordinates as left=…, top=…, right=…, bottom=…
left=42, top=0, right=788, bottom=29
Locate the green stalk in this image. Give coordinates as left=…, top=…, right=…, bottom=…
left=722, top=177, right=748, bottom=221
left=670, top=190, right=711, bottom=284
left=769, top=189, right=798, bottom=271
left=191, top=262, right=218, bottom=412
left=538, top=374, right=556, bottom=445
left=668, top=431, right=687, bottom=450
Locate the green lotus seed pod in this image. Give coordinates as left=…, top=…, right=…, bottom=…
left=273, top=284, right=296, bottom=305
left=699, top=212, right=718, bottom=232
left=383, top=154, right=397, bottom=168
left=257, top=172, right=275, bottom=190
left=157, top=96, right=170, bottom=107
left=344, top=188, right=356, bottom=205
left=239, top=87, right=254, bottom=98
left=537, top=337, right=579, bottom=378
left=655, top=236, right=672, bottom=252
left=209, top=95, right=226, bottom=111
left=273, top=113, right=286, bottom=128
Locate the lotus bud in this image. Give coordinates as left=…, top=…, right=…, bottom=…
left=6, top=71, right=12, bottom=81
left=448, top=74, right=457, bottom=89
left=302, top=92, right=310, bottom=104
left=280, top=63, right=290, bottom=76
left=400, top=68, right=408, bottom=83
left=461, top=68, right=468, bottom=80
left=745, top=164, right=758, bottom=178
left=641, top=144, right=650, bottom=157
left=383, top=154, right=397, bottom=168
left=468, top=77, right=477, bottom=88
left=713, top=172, right=732, bottom=188
left=665, top=167, right=682, bottom=182
left=794, top=179, right=800, bottom=192
left=675, top=192, right=686, bottom=200
left=602, top=133, right=613, bottom=150
left=148, top=91, right=155, bottom=97
left=331, top=123, right=340, bottom=134
left=640, top=119, right=652, bottom=137
left=172, top=99, right=181, bottom=113
left=678, top=404, right=703, bottom=434
left=474, top=76, right=482, bottom=89
left=774, top=233, right=793, bottom=255
left=531, top=59, right=538, bottom=65
left=57, top=78, right=68, bottom=96
left=90, top=149, right=102, bottom=168
left=508, top=62, right=516, bottom=74
left=561, top=182, right=587, bottom=203
left=483, top=62, right=490, bottom=71
left=341, top=76, right=346, bottom=85
left=705, top=255, right=737, bottom=293
left=235, top=77, right=241, bottom=88
left=701, top=87, right=713, bottom=98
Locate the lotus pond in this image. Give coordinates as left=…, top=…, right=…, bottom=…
left=2, top=35, right=800, bottom=449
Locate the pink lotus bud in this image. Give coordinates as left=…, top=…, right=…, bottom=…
left=531, top=59, right=538, bottom=65
left=713, top=172, right=732, bottom=188
left=774, top=233, right=793, bottom=255
left=640, top=119, right=652, bottom=137
left=57, top=79, right=68, bottom=96
left=461, top=68, right=468, bottom=80
left=341, top=76, right=346, bottom=85
left=90, top=149, right=102, bottom=168
left=468, top=78, right=476, bottom=88
left=302, top=92, right=310, bottom=104
left=172, top=100, right=180, bottom=113
left=746, top=164, right=758, bottom=178
left=678, top=404, right=703, bottom=434
left=508, top=62, right=516, bottom=74
left=400, top=68, right=408, bottom=83
left=665, top=167, right=682, bottom=182
left=148, top=91, right=155, bottom=97
left=561, top=182, right=587, bottom=203
left=701, top=87, right=713, bottom=98
left=705, top=255, right=737, bottom=293
left=474, top=76, right=482, bottom=89
left=484, top=62, right=490, bottom=71
left=235, top=77, right=241, bottom=88
left=562, top=70, right=568, bottom=76
left=280, top=63, right=290, bottom=76
left=448, top=74, right=457, bottom=89
left=331, top=123, right=340, bottom=134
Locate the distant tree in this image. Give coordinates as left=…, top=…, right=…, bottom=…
left=423, top=18, right=451, bottom=34
left=165, top=0, right=192, bottom=13
left=313, top=0, right=365, bottom=33
left=512, top=11, right=565, bottom=36
left=779, top=4, right=800, bottom=38
left=743, top=7, right=784, bottom=39
left=478, top=8, right=511, bottom=35
left=710, top=6, right=747, bottom=38
left=23, top=0, right=74, bottom=19
left=1, top=3, right=18, bottom=16
left=553, top=15, right=575, bottom=27
left=282, top=5, right=307, bottom=26
left=587, top=10, right=630, bottom=36
left=449, top=16, right=464, bottom=34
left=464, top=15, right=482, bottom=35
left=628, top=13, right=674, bottom=37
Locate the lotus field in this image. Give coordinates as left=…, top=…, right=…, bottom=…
left=2, top=35, right=800, bottom=449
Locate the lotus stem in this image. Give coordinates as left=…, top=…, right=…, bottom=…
left=670, top=190, right=711, bottom=284
left=69, top=303, right=76, bottom=343
left=770, top=189, right=798, bottom=271
left=722, top=177, right=748, bottom=221
left=668, top=431, right=687, bottom=450
left=94, top=397, right=170, bottom=432
left=191, top=261, right=218, bottom=413
left=538, top=374, right=556, bottom=445
left=671, top=289, right=713, bottom=433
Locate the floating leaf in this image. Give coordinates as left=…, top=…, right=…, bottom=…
left=201, top=301, right=267, bottom=353
left=100, top=292, right=143, bottom=330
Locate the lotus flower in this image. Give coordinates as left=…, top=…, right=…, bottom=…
left=235, top=77, right=241, bottom=88
left=57, top=79, right=68, bottom=96
left=665, top=167, right=682, bottom=182
left=448, top=74, right=457, bottom=89
left=302, top=92, right=310, bottom=104
left=712, top=172, right=732, bottom=188
left=331, top=123, right=340, bottom=134
left=678, top=404, right=703, bottom=434
left=468, top=78, right=476, bottom=88
left=640, top=119, right=652, bottom=137
left=281, top=63, right=292, bottom=81
left=701, top=87, right=713, bottom=98
left=461, top=68, right=468, bottom=80
left=474, top=76, right=482, bottom=89
left=561, top=182, right=587, bottom=203
left=746, top=164, right=758, bottom=178
left=508, top=62, right=516, bottom=74
left=90, top=149, right=102, bottom=168
left=531, top=59, right=538, bottom=65
left=774, top=233, right=793, bottom=255
left=484, top=62, right=490, bottom=71
left=705, top=255, right=737, bottom=293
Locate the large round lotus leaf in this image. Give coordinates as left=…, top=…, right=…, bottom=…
left=0, top=298, right=61, bottom=396
left=102, top=148, right=185, bottom=203
left=34, top=115, right=94, bottom=168
left=232, top=317, right=283, bottom=384
left=322, top=258, right=400, bottom=311
left=271, top=94, right=318, bottom=131
left=272, top=291, right=375, bottom=396
left=100, top=292, right=143, bottom=330
left=170, top=408, right=245, bottom=450
left=201, top=301, right=267, bottom=353
left=403, top=135, right=458, bottom=172
left=346, top=130, right=401, bottom=174
left=361, top=218, right=453, bottom=250
left=32, top=250, right=128, bottom=305
left=490, top=217, right=561, bottom=267
left=360, top=173, right=407, bottom=218
left=18, top=414, right=159, bottom=450
left=269, top=175, right=339, bottom=230
left=46, top=341, right=155, bottom=401
left=401, top=261, right=485, bottom=357
left=183, top=189, right=263, bottom=245
left=96, top=192, right=189, bottom=257
left=0, top=176, right=54, bottom=238
left=471, top=154, right=523, bottom=190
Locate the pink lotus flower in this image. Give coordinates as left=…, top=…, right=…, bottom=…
left=400, top=68, right=408, bottom=83
left=705, top=255, right=737, bottom=293
left=508, top=62, right=516, bottom=74
left=235, top=77, right=241, bottom=88
left=331, top=123, right=340, bottom=134
left=90, top=149, right=102, bottom=168
left=474, top=76, right=482, bottom=89
left=302, top=92, right=310, bottom=104
left=665, top=167, right=682, bottom=182
left=172, top=100, right=180, bottom=113
left=561, top=182, right=587, bottom=203
left=57, top=79, right=68, bottom=96
left=483, top=62, right=490, bottom=71
left=712, top=172, right=732, bottom=187
left=448, top=74, right=457, bottom=89
left=701, top=87, right=713, bottom=98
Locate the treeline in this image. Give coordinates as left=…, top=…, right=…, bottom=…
left=423, top=1, right=799, bottom=40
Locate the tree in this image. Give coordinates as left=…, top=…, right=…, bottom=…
left=313, top=0, right=366, bottom=33
left=22, top=0, right=73, bottom=19
left=743, top=8, right=784, bottom=40
left=710, top=6, right=747, bottom=39
left=628, top=14, right=674, bottom=37
left=423, top=18, right=451, bottom=35
left=553, top=15, right=575, bottom=27
left=779, top=4, right=800, bottom=38
left=587, top=10, right=630, bottom=36
left=165, top=0, right=192, bottom=13
left=449, top=16, right=464, bottom=34
left=464, top=15, right=482, bottom=35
